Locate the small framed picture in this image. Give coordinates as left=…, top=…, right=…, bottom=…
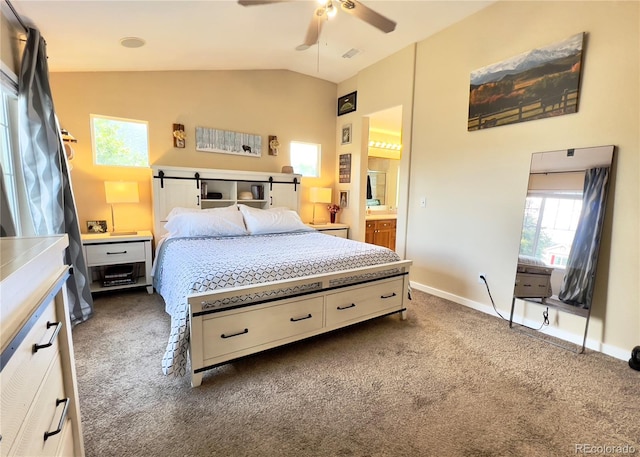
left=339, top=190, right=349, bottom=209
left=341, top=124, right=352, bottom=145
left=337, top=91, right=357, bottom=116
left=87, top=220, right=107, bottom=233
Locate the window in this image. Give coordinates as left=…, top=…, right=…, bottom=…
left=290, top=141, right=320, bottom=177
left=519, top=192, right=582, bottom=267
left=91, top=114, right=149, bottom=167
left=1, top=65, right=32, bottom=236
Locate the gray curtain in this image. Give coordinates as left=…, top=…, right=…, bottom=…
left=558, top=167, right=610, bottom=308
left=19, top=27, right=93, bottom=325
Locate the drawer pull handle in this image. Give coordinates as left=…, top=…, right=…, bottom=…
left=44, top=398, right=69, bottom=441
left=221, top=328, right=248, bottom=339
left=106, top=250, right=127, bottom=255
left=337, top=303, right=356, bottom=310
left=381, top=292, right=397, bottom=299
left=33, top=321, right=62, bottom=353
left=290, top=314, right=312, bottom=322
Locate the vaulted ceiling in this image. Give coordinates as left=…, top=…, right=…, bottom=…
left=5, top=0, right=493, bottom=84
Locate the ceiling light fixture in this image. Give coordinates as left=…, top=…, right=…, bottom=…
left=325, top=1, right=337, bottom=18
left=120, top=37, right=146, bottom=49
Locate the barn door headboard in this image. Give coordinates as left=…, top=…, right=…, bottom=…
left=151, top=165, right=302, bottom=239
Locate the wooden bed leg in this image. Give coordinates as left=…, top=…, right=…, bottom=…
left=188, top=298, right=205, bottom=388
left=191, top=372, right=203, bottom=388
left=401, top=309, right=408, bottom=320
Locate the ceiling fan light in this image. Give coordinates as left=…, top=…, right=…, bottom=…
left=326, top=1, right=337, bottom=18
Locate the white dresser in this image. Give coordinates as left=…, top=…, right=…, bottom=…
left=0, top=236, right=85, bottom=457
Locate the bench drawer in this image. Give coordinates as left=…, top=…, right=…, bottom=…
left=202, top=297, right=324, bottom=360
left=326, top=277, right=403, bottom=327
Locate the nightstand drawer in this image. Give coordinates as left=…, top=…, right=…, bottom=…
left=85, top=242, right=146, bottom=266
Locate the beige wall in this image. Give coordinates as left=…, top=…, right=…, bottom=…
left=405, top=1, right=639, bottom=356
left=49, top=70, right=337, bottom=232
left=336, top=45, right=416, bottom=247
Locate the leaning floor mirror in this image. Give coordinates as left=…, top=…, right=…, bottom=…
left=510, top=145, right=615, bottom=352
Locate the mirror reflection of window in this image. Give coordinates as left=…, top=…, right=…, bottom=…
left=519, top=191, right=583, bottom=268
left=367, top=171, right=386, bottom=206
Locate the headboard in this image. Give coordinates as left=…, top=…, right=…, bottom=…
left=151, top=165, right=302, bottom=239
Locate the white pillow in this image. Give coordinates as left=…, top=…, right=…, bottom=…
left=238, top=205, right=312, bottom=235
left=164, top=206, right=247, bottom=238
left=165, top=206, right=199, bottom=221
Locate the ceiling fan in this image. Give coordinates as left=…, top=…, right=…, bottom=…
left=237, top=0, right=397, bottom=50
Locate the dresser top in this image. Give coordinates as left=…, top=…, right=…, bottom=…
left=0, top=236, right=69, bottom=282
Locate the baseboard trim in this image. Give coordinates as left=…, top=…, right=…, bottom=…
left=410, top=281, right=629, bottom=362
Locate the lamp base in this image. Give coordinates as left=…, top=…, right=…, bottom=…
left=110, top=231, right=138, bottom=236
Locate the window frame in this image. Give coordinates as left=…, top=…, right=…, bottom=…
left=1, top=63, right=33, bottom=236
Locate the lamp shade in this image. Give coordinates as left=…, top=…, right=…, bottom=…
left=104, top=181, right=139, bottom=204
left=310, top=187, right=332, bottom=204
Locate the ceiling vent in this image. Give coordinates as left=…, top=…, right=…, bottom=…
left=342, top=48, right=360, bottom=59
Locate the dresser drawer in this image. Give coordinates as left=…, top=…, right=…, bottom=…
left=1, top=300, right=61, bottom=450
left=202, top=297, right=324, bottom=360
left=326, top=277, right=404, bottom=327
left=8, top=352, right=67, bottom=457
left=84, top=241, right=146, bottom=266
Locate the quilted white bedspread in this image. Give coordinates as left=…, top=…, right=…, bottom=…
left=153, top=231, right=401, bottom=376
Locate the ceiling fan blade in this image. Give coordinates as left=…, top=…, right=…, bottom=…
left=237, top=0, right=290, bottom=6
left=339, top=0, right=396, bottom=33
left=303, top=11, right=325, bottom=48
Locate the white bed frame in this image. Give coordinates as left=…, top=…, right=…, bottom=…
left=152, top=166, right=412, bottom=387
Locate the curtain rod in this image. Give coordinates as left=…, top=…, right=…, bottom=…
left=4, top=0, right=29, bottom=34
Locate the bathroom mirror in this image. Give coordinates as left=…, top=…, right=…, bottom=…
left=514, top=145, right=614, bottom=311
left=366, top=170, right=386, bottom=206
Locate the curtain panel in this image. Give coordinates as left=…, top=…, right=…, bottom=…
left=19, top=27, right=93, bottom=325
left=558, top=167, right=610, bottom=308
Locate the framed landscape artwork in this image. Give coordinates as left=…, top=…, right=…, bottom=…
left=468, top=32, right=585, bottom=131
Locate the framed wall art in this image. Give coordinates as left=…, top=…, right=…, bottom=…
left=337, top=91, right=357, bottom=116
left=468, top=32, right=585, bottom=131
left=339, top=190, right=349, bottom=209
left=195, top=126, right=262, bottom=157
left=341, top=124, right=352, bottom=145
left=339, top=153, right=352, bottom=183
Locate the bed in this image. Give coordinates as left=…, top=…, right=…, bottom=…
left=151, top=167, right=412, bottom=387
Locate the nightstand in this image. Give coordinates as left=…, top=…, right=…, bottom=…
left=81, top=230, right=153, bottom=294
left=307, top=222, right=349, bottom=238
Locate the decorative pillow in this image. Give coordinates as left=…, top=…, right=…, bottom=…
left=238, top=204, right=312, bottom=235
left=164, top=205, right=247, bottom=238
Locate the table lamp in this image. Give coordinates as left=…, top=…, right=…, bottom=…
left=309, top=187, right=332, bottom=224
left=104, top=181, right=139, bottom=236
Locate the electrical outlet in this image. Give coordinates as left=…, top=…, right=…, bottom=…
left=478, top=273, right=486, bottom=284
